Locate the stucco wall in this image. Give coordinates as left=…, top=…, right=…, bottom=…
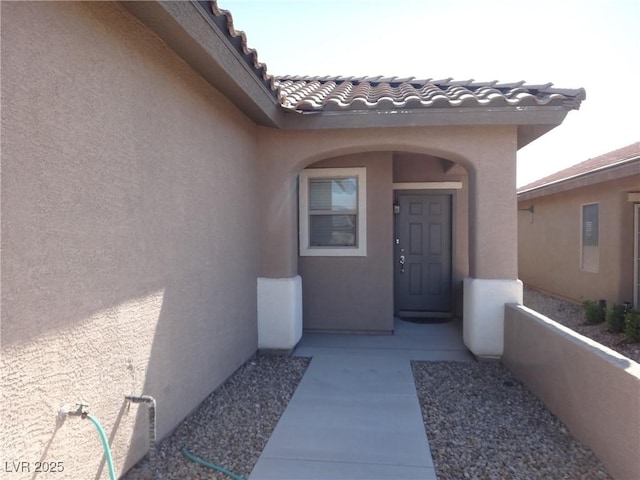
left=1, top=2, right=258, bottom=478
left=257, top=126, right=516, bottom=335
left=299, top=152, right=394, bottom=332
left=518, top=175, right=640, bottom=305
left=504, top=304, right=640, bottom=480
left=257, top=125, right=518, bottom=282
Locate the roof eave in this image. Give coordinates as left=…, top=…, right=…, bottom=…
left=278, top=106, right=570, bottom=147
left=518, top=158, right=640, bottom=201
left=122, top=0, right=281, bottom=127
left=122, top=0, right=578, bottom=144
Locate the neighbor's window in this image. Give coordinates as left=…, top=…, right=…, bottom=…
left=299, top=167, right=366, bottom=256
left=581, top=203, right=599, bottom=272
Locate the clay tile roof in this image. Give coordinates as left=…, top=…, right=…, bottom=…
left=518, top=141, right=640, bottom=193
left=209, top=1, right=275, bottom=91
left=275, top=75, right=586, bottom=112
left=208, top=1, right=586, bottom=114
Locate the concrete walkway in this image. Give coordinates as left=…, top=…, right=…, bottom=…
left=249, top=319, right=473, bottom=480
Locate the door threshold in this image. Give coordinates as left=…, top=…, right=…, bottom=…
left=397, top=311, right=452, bottom=318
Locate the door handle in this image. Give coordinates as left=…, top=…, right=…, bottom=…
left=399, top=255, right=405, bottom=273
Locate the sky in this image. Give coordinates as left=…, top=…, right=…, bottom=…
left=218, top=0, right=639, bottom=187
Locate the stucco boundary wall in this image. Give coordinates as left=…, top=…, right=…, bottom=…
left=503, top=304, right=640, bottom=480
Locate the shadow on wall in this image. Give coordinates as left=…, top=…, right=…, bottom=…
left=1, top=2, right=258, bottom=478
left=122, top=270, right=259, bottom=473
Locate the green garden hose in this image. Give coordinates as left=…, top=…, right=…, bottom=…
left=87, top=414, right=116, bottom=480
left=181, top=447, right=245, bottom=480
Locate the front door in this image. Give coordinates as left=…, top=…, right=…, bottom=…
left=394, top=193, right=452, bottom=316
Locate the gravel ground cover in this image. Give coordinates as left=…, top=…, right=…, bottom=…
left=523, top=286, right=640, bottom=364
left=123, top=355, right=309, bottom=480
left=121, top=289, right=636, bottom=480
left=412, top=361, right=611, bottom=480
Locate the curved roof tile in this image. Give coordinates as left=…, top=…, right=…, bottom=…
left=275, top=76, right=586, bottom=112
left=209, top=1, right=275, bottom=90
left=208, top=2, right=585, bottom=114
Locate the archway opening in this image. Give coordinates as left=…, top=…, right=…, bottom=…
left=298, top=150, right=470, bottom=333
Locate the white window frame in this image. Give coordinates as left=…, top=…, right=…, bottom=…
left=634, top=203, right=639, bottom=308
left=299, top=167, right=367, bottom=257
left=580, top=202, right=599, bottom=273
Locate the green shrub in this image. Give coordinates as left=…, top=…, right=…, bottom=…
left=624, top=309, right=640, bottom=343
left=583, top=300, right=606, bottom=325
left=606, top=304, right=627, bottom=333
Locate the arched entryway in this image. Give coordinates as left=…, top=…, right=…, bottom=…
left=298, top=150, right=470, bottom=333
left=256, top=126, right=522, bottom=358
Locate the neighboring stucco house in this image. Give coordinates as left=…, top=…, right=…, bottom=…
left=518, top=142, right=640, bottom=307
left=1, top=1, right=585, bottom=477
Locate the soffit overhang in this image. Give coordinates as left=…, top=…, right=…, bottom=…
left=122, top=0, right=282, bottom=127
left=124, top=1, right=585, bottom=149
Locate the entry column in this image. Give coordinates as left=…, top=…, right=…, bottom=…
left=256, top=152, right=303, bottom=352
left=464, top=145, right=522, bottom=357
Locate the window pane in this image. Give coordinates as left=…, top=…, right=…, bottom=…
left=582, top=204, right=599, bottom=271
left=582, top=204, right=599, bottom=246
left=310, top=215, right=357, bottom=246
left=309, top=178, right=357, bottom=211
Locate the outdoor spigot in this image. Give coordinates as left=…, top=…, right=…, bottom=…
left=76, top=402, right=89, bottom=417
left=59, top=402, right=89, bottom=420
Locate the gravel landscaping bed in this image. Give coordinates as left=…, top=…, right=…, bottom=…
left=412, top=361, right=611, bottom=480
left=523, top=286, right=640, bottom=364
left=123, top=355, right=309, bottom=480
left=120, top=291, right=635, bottom=480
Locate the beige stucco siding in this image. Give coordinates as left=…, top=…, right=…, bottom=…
left=257, top=125, right=518, bottom=281
left=258, top=126, right=516, bottom=332
left=1, top=2, right=258, bottom=477
left=299, top=153, right=394, bottom=332
left=504, top=304, right=640, bottom=480
left=518, top=174, right=640, bottom=305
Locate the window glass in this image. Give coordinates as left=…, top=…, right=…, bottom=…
left=309, top=178, right=357, bottom=211
left=310, top=214, right=357, bottom=246
left=582, top=204, right=599, bottom=246
left=581, top=203, right=599, bottom=271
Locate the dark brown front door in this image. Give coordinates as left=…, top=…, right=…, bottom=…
left=394, top=193, right=452, bottom=316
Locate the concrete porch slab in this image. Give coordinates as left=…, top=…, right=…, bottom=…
left=293, top=318, right=474, bottom=362
left=249, top=318, right=472, bottom=480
